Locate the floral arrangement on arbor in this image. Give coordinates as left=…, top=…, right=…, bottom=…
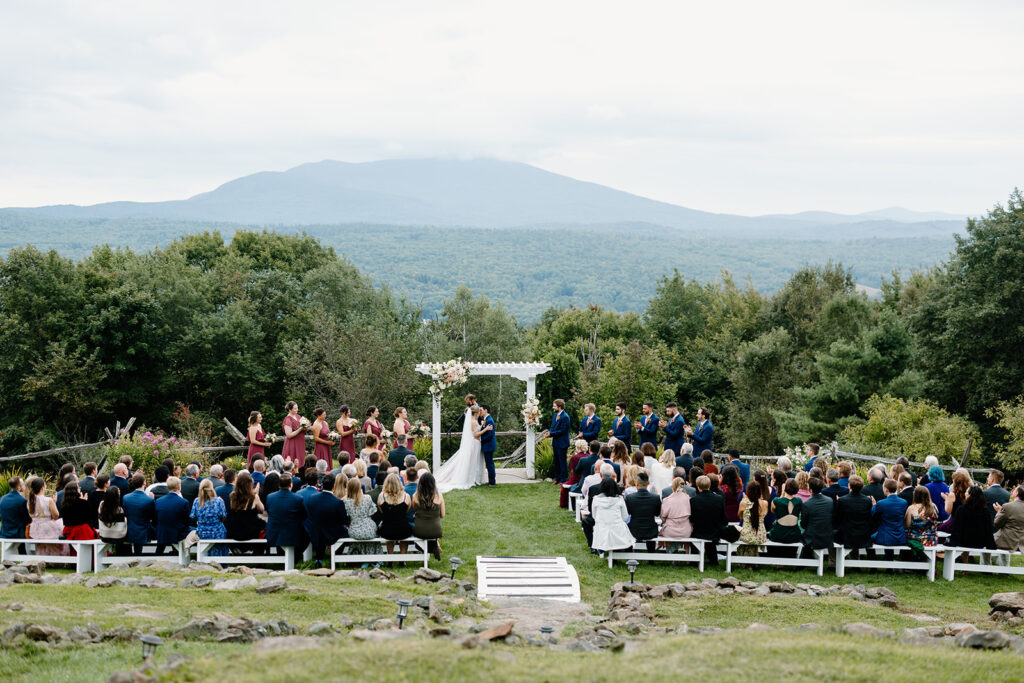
left=522, top=396, right=542, bottom=429
left=426, top=358, right=472, bottom=398
left=409, top=421, right=431, bottom=438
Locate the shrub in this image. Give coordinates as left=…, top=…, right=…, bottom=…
left=413, top=438, right=433, bottom=462
left=219, top=455, right=247, bottom=473
left=0, top=467, right=28, bottom=497
left=987, top=396, right=1024, bottom=473
left=104, top=428, right=204, bottom=476
left=532, top=440, right=555, bottom=479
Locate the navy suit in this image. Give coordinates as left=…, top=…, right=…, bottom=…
left=663, top=414, right=687, bottom=456
left=122, top=489, right=156, bottom=552
left=0, top=491, right=31, bottom=540
left=638, top=413, right=659, bottom=448
left=610, top=415, right=632, bottom=449
left=110, top=475, right=130, bottom=497
left=872, top=494, right=908, bottom=546
left=215, top=483, right=234, bottom=509
left=728, top=458, right=750, bottom=488
left=297, top=486, right=318, bottom=541
left=154, top=493, right=191, bottom=552
left=578, top=415, right=602, bottom=444
left=548, top=410, right=571, bottom=483
left=265, top=490, right=308, bottom=553
left=304, top=490, right=350, bottom=561
left=479, top=415, right=497, bottom=486
left=691, top=420, right=714, bottom=459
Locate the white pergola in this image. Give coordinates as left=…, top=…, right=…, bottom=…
left=414, top=361, right=552, bottom=477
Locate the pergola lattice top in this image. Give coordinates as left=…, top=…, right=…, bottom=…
left=414, top=362, right=552, bottom=381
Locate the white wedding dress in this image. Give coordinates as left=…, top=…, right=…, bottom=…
left=435, top=408, right=483, bottom=493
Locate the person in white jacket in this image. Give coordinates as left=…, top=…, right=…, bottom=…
left=591, top=478, right=635, bottom=556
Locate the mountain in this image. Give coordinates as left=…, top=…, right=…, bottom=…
left=6, top=158, right=965, bottom=240
left=764, top=207, right=969, bottom=224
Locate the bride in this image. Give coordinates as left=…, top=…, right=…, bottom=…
left=434, top=405, right=484, bottom=493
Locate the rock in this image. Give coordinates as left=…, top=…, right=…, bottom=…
left=429, top=626, right=452, bottom=637
left=305, top=568, right=335, bottom=577
left=173, top=619, right=221, bottom=640
left=212, top=579, right=241, bottom=591
left=666, top=582, right=686, bottom=597
left=715, top=587, right=734, bottom=596
left=944, top=623, right=977, bottom=636
left=719, top=576, right=740, bottom=587
left=764, top=582, right=781, bottom=592
left=741, top=581, right=759, bottom=589
left=237, top=576, right=258, bottom=589
left=902, top=626, right=945, bottom=639
left=956, top=629, right=1021, bottom=650
left=778, top=581, right=795, bottom=593
left=842, top=623, right=890, bottom=638
left=372, top=618, right=396, bottom=631
left=18, top=560, right=46, bottom=576
left=747, top=623, right=772, bottom=631
left=4, top=602, right=25, bottom=611
left=368, top=568, right=396, bottom=581
left=102, top=626, right=140, bottom=642
left=337, top=616, right=354, bottom=629
left=257, top=578, right=287, bottom=594
left=307, top=621, right=334, bottom=636
left=989, top=592, right=1024, bottom=613
left=701, top=578, right=719, bottom=587
left=253, top=636, right=323, bottom=651
left=67, top=625, right=99, bottom=643
left=848, top=591, right=865, bottom=601
left=13, top=572, right=42, bottom=584
left=428, top=601, right=451, bottom=624
left=754, top=584, right=772, bottom=596
left=350, top=628, right=413, bottom=642
left=460, top=635, right=480, bottom=649
left=3, top=623, right=26, bottom=640
left=648, top=585, right=672, bottom=600
left=25, top=624, right=62, bottom=642
left=476, top=621, right=514, bottom=641
left=414, top=567, right=443, bottom=582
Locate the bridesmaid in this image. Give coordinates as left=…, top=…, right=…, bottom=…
left=363, top=405, right=383, bottom=447
left=247, top=411, right=272, bottom=469
left=335, top=405, right=357, bottom=466
left=281, top=401, right=307, bottom=469
left=311, top=408, right=335, bottom=470
left=393, top=407, right=414, bottom=452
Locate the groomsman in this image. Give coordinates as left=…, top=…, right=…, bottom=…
left=686, top=407, right=714, bottom=460
left=608, top=403, right=632, bottom=450
left=636, top=402, right=659, bottom=449
left=576, top=403, right=602, bottom=443
left=543, top=399, right=571, bottom=483
left=660, top=402, right=686, bottom=456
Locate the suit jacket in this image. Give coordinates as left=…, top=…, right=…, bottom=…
left=110, top=476, right=130, bottom=497
left=154, top=493, right=191, bottom=546
left=950, top=504, right=996, bottom=549
left=834, top=491, right=873, bottom=548
left=624, top=489, right=661, bottom=541
left=578, top=415, right=602, bottom=443
left=549, top=411, right=570, bottom=448
left=215, top=483, right=234, bottom=509
left=479, top=415, right=497, bottom=453
left=861, top=482, right=885, bottom=503
left=610, top=416, right=632, bottom=448
left=79, top=476, right=96, bottom=496
left=0, top=491, right=31, bottom=539
left=675, top=453, right=693, bottom=472
left=800, top=493, right=834, bottom=549
left=994, top=499, right=1024, bottom=552
left=897, top=487, right=915, bottom=507
left=985, top=485, right=1011, bottom=522
left=689, top=490, right=727, bottom=541
left=571, top=454, right=601, bottom=493
left=691, top=420, right=714, bottom=459
left=122, top=489, right=156, bottom=544
left=304, top=490, right=350, bottom=548
left=803, top=455, right=819, bottom=472
left=388, top=446, right=415, bottom=470
left=638, top=413, right=659, bottom=447
left=728, top=458, right=750, bottom=488
left=662, top=415, right=686, bottom=455
left=180, top=477, right=200, bottom=504
left=821, top=483, right=849, bottom=501
left=265, top=490, right=308, bottom=549
left=872, top=495, right=908, bottom=546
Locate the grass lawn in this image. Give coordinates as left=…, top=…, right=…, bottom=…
left=0, top=482, right=1023, bottom=681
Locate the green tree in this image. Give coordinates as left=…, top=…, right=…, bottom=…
left=726, top=327, right=796, bottom=455
left=986, top=397, right=1024, bottom=473
left=583, top=340, right=675, bottom=420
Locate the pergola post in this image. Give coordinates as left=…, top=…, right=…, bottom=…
left=525, top=375, right=537, bottom=479
left=431, top=395, right=442, bottom=473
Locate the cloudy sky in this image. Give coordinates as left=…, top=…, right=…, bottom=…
left=1, top=1, right=1021, bottom=214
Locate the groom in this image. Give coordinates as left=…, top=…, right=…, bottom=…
left=474, top=404, right=497, bottom=486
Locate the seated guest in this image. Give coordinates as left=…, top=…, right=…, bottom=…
left=649, top=448, right=675, bottom=495
left=768, top=479, right=803, bottom=544
left=154, top=476, right=191, bottom=555
left=581, top=463, right=616, bottom=550
left=895, top=457, right=916, bottom=487
left=403, top=467, right=419, bottom=500
left=79, top=462, right=98, bottom=496
left=146, top=466, right=171, bottom=500
left=905, top=485, right=939, bottom=550
left=251, top=459, right=266, bottom=487
left=776, top=455, right=794, bottom=479
left=719, top=466, right=743, bottom=523
left=836, top=461, right=853, bottom=488
left=0, top=476, right=32, bottom=545
left=737, top=480, right=768, bottom=547
left=360, top=433, right=383, bottom=463
left=191, top=479, right=228, bottom=556
left=599, top=444, right=621, bottom=480
left=265, top=474, right=308, bottom=556
left=226, top=471, right=265, bottom=541
left=800, top=477, right=834, bottom=556
left=611, top=441, right=631, bottom=480
left=690, top=475, right=728, bottom=564
left=950, top=485, right=996, bottom=549
left=994, top=486, right=1024, bottom=553
left=571, top=441, right=602, bottom=494
left=354, top=459, right=372, bottom=491
left=897, top=472, right=915, bottom=506
left=919, top=455, right=940, bottom=485
left=368, top=470, right=388, bottom=505
left=675, top=443, right=694, bottom=472
left=123, top=474, right=155, bottom=554
left=625, top=472, right=661, bottom=551
left=59, top=482, right=95, bottom=542
left=304, top=473, right=349, bottom=566
left=794, top=472, right=812, bottom=502
left=834, top=475, right=872, bottom=549
left=591, top=478, right=634, bottom=557
left=985, top=469, right=1011, bottom=520
left=411, top=472, right=445, bottom=560
left=216, top=468, right=236, bottom=508
left=872, top=478, right=908, bottom=546
left=378, top=473, right=413, bottom=554
left=727, top=449, right=750, bottom=488
left=770, top=469, right=788, bottom=498
left=366, top=451, right=381, bottom=484
left=661, top=466, right=687, bottom=499
left=941, top=469, right=971, bottom=526
left=207, top=464, right=226, bottom=489
left=55, top=473, right=77, bottom=510
left=345, top=477, right=381, bottom=562
left=109, top=463, right=131, bottom=497
left=660, top=477, right=693, bottom=540
left=298, top=469, right=319, bottom=499
left=314, top=459, right=330, bottom=489
left=621, top=465, right=640, bottom=496
left=258, top=472, right=280, bottom=515
left=180, top=464, right=201, bottom=504
left=387, top=433, right=415, bottom=470
left=752, top=469, right=775, bottom=527
left=701, top=450, right=718, bottom=475
left=686, top=466, right=703, bottom=497
left=924, top=466, right=951, bottom=521
left=707, top=472, right=721, bottom=496
left=88, top=473, right=109, bottom=527
left=97, top=487, right=129, bottom=553
left=563, top=439, right=589, bottom=507
left=821, top=468, right=849, bottom=501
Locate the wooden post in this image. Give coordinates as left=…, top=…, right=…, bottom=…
left=431, top=395, right=442, bottom=473
left=526, top=375, right=536, bottom=479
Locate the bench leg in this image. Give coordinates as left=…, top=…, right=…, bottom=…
left=927, top=551, right=936, bottom=582
left=725, top=545, right=733, bottom=573
left=607, top=550, right=614, bottom=569
left=177, top=542, right=188, bottom=567
left=942, top=550, right=956, bottom=581
left=75, top=547, right=92, bottom=574
left=835, top=548, right=846, bottom=578
left=697, top=542, right=705, bottom=572
left=816, top=550, right=825, bottom=577
left=284, top=547, right=295, bottom=571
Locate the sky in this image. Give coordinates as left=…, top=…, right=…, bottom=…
left=1, top=0, right=1021, bottom=215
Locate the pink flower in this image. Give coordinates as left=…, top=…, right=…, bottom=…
left=153, top=450, right=159, bottom=454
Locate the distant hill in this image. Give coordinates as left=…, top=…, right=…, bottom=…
left=5, top=158, right=964, bottom=240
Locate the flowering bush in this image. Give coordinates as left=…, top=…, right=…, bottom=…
left=104, top=429, right=203, bottom=475
left=426, top=358, right=472, bottom=398
left=521, top=396, right=542, bottom=429
left=781, top=443, right=815, bottom=469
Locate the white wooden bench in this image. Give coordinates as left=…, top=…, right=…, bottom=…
left=0, top=538, right=100, bottom=573
left=195, top=539, right=296, bottom=570
left=940, top=546, right=1024, bottom=581
left=725, top=541, right=828, bottom=576
left=568, top=491, right=583, bottom=522
left=330, top=537, right=430, bottom=569
left=605, top=537, right=712, bottom=570
left=94, top=541, right=189, bottom=572
left=834, top=543, right=938, bottom=582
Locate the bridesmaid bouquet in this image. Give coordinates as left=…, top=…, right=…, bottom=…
left=410, top=421, right=431, bottom=437
left=328, top=431, right=340, bottom=441
left=380, top=428, right=394, bottom=450
left=298, top=416, right=311, bottom=429
left=265, top=433, right=278, bottom=444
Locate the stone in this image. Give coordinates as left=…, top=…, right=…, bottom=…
left=368, top=568, right=395, bottom=581
left=460, top=635, right=480, bottom=649
left=754, top=584, right=772, bottom=596
left=747, top=623, right=772, bottom=631
left=67, top=625, right=99, bottom=643
left=944, top=623, right=977, bottom=636
left=701, top=578, right=719, bottom=587
left=842, top=623, right=890, bottom=638
left=956, top=629, right=1021, bottom=650
left=102, top=626, right=140, bottom=642
left=307, top=621, right=334, bottom=636
left=413, top=567, right=443, bottom=582
left=5, top=602, right=25, bottom=611
left=715, top=587, right=734, bottom=596
left=257, top=577, right=287, bottom=594
left=253, top=636, right=323, bottom=651
left=25, top=624, right=62, bottom=642
left=778, top=581, right=795, bottom=593
left=212, top=579, right=241, bottom=591
left=372, top=618, right=396, bottom=631
left=429, top=626, right=452, bottom=637
left=476, top=621, right=514, bottom=641
left=989, top=592, right=1024, bottom=613
left=173, top=619, right=221, bottom=640
left=667, top=582, right=687, bottom=597
left=741, top=581, right=759, bottom=589
left=902, top=626, right=945, bottom=639
left=350, top=628, right=412, bottom=642
left=719, top=576, right=740, bottom=587
left=305, top=568, right=335, bottom=577
left=13, top=572, right=42, bottom=584
left=648, top=585, right=672, bottom=600
left=18, top=560, right=46, bottom=576
left=237, top=576, right=258, bottom=589
left=337, top=616, right=354, bottom=629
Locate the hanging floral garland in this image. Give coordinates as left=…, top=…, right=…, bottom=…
left=426, top=358, right=472, bottom=399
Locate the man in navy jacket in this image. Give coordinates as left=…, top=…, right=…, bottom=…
left=545, top=399, right=571, bottom=483
left=0, top=476, right=31, bottom=548
left=122, top=474, right=156, bottom=554
left=661, top=403, right=687, bottom=456
left=265, top=476, right=308, bottom=555
left=726, top=449, right=750, bottom=489
left=688, top=408, right=714, bottom=462
left=109, top=463, right=131, bottom=497
left=609, top=402, right=632, bottom=450
left=636, top=402, right=659, bottom=449
left=576, top=403, right=602, bottom=444
left=154, top=477, right=191, bottom=555
left=304, top=474, right=350, bottom=566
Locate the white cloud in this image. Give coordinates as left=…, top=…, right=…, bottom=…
left=0, top=0, right=1021, bottom=214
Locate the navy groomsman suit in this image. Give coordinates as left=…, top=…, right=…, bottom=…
left=638, top=412, right=659, bottom=449
left=548, top=409, right=571, bottom=483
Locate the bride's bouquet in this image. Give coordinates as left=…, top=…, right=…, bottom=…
left=521, top=397, right=542, bottom=428
left=427, top=358, right=472, bottom=398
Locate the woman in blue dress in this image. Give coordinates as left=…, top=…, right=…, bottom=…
left=191, top=479, right=228, bottom=556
